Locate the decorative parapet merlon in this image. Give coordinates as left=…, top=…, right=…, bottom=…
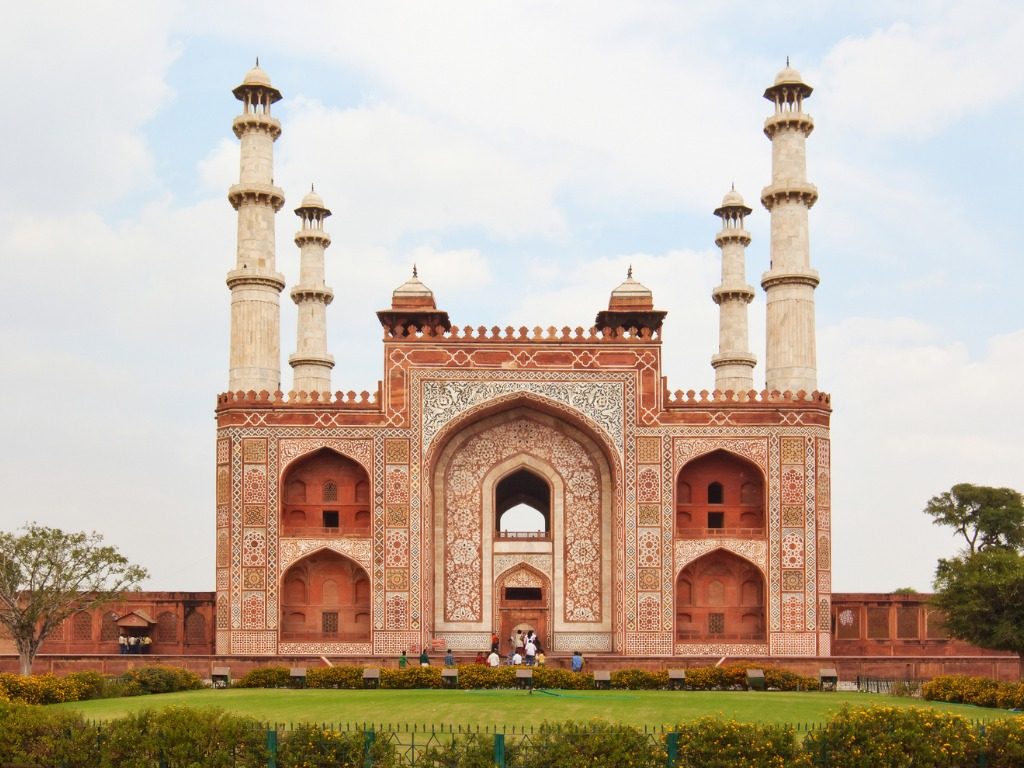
left=665, top=388, right=830, bottom=407
left=382, top=323, right=662, bottom=342
left=216, top=385, right=381, bottom=409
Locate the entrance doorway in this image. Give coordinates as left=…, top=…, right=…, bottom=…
left=496, top=567, right=550, bottom=653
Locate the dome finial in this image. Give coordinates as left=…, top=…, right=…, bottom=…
left=256, top=56, right=260, bottom=67
left=412, top=263, right=418, bottom=278
left=311, top=182, right=315, bottom=192
left=786, top=55, right=789, bottom=67
left=627, top=264, right=633, bottom=279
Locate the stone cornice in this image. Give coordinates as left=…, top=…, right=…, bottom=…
left=226, top=269, right=286, bottom=291
left=294, top=231, right=331, bottom=247
left=287, top=353, right=335, bottom=369
left=710, top=352, right=757, bottom=369
left=760, top=269, right=820, bottom=290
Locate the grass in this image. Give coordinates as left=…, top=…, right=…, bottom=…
left=52, top=688, right=1019, bottom=728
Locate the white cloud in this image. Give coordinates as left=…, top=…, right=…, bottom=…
left=816, top=4, right=1024, bottom=138
left=823, top=321, right=1024, bottom=591
left=0, top=3, right=179, bottom=212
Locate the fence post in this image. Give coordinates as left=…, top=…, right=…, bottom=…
left=978, top=724, right=987, bottom=768
left=493, top=732, right=506, bottom=767
left=665, top=731, right=679, bottom=768
left=266, top=728, right=278, bottom=768
left=363, top=729, right=376, bottom=768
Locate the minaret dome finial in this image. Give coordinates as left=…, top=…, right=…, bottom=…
left=413, top=263, right=418, bottom=278
left=627, top=265, right=633, bottom=279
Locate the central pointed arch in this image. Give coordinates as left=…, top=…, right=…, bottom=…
left=430, top=405, right=616, bottom=651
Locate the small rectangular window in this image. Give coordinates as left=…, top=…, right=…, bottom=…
left=709, top=613, right=725, bottom=634
left=322, top=612, right=338, bottom=634
left=323, top=511, right=339, bottom=528
left=504, top=587, right=543, bottom=602
left=708, top=511, right=724, bottom=529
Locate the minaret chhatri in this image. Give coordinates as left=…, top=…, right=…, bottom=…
left=760, top=61, right=819, bottom=394
left=289, top=186, right=335, bottom=395
left=711, top=187, right=757, bottom=392
left=227, top=62, right=286, bottom=393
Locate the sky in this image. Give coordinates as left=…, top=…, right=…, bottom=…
left=1, top=1, right=1022, bottom=594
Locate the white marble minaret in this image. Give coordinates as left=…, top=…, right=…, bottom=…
left=289, top=187, right=335, bottom=395
left=711, top=187, right=757, bottom=392
left=226, top=63, right=286, bottom=393
left=760, top=63, right=819, bottom=394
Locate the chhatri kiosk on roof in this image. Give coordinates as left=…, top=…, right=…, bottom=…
left=215, top=59, right=832, bottom=660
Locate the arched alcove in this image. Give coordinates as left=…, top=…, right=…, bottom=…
left=495, top=467, right=551, bottom=537
left=676, top=450, right=765, bottom=536
left=280, top=549, right=371, bottom=641
left=676, top=549, right=765, bottom=642
left=280, top=449, right=371, bottom=536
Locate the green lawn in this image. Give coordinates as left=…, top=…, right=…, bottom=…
left=52, top=688, right=1017, bottom=728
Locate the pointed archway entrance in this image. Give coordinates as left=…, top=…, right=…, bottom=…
left=495, top=565, right=551, bottom=653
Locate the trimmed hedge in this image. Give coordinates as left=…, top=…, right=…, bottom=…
left=923, top=674, right=1024, bottom=709
left=2, top=703, right=1024, bottom=767
left=0, top=666, right=204, bottom=704
left=235, top=662, right=817, bottom=692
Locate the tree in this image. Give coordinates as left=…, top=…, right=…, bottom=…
left=0, top=525, right=148, bottom=675
left=932, top=548, right=1024, bottom=657
left=924, top=483, right=1024, bottom=554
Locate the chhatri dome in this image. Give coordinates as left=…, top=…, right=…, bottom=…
left=608, top=266, right=654, bottom=311
left=390, top=266, right=438, bottom=310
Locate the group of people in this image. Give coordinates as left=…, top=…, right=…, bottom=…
left=396, top=632, right=587, bottom=671
left=117, top=633, right=151, bottom=654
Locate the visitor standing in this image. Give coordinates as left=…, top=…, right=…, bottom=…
left=118, top=633, right=127, bottom=655
left=571, top=651, right=584, bottom=672
left=524, top=637, right=537, bottom=666
left=420, top=649, right=430, bottom=667
left=487, top=649, right=500, bottom=667
left=444, top=649, right=454, bottom=667
left=399, top=651, right=408, bottom=669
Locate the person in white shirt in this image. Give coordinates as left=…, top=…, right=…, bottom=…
left=487, top=650, right=500, bottom=667
left=512, top=651, right=523, bottom=665
left=524, top=639, right=537, bottom=665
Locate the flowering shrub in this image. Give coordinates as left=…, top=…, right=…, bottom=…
left=100, top=706, right=266, bottom=768
left=0, top=701, right=96, bottom=766
left=802, top=705, right=980, bottom=768
left=453, top=665, right=515, bottom=689
left=610, top=669, right=668, bottom=690
left=306, top=665, right=364, bottom=689
left=671, top=717, right=806, bottom=768
left=515, top=722, right=665, bottom=768
left=983, top=717, right=1024, bottom=768
left=277, top=723, right=398, bottom=767
left=119, top=665, right=204, bottom=695
left=922, top=674, right=1024, bottom=709
left=0, top=672, right=87, bottom=704
left=236, top=666, right=292, bottom=688
left=380, top=666, right=443, bottom=689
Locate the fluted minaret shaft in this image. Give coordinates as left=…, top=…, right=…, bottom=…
left=226, top=65, right=286, bottom=393
left=289, top=190, right=335, bottom=394
left=711, top=191, right=756, bottom=392
left=760, top=66, right=819, bottom=393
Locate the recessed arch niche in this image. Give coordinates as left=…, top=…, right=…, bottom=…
left=676, top=450, right=765, bottom=535
left=280, top=448, right=371, bottom=535
left=431, top=406, right=614, bottom=646
left=675, top=549, right=765, bottom=642
left=280, top=550, right=370, bottom=641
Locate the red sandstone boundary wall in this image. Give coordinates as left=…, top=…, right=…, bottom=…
left=2, top=654, right=1019, bottom=682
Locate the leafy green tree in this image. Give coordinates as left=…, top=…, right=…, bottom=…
left=0, top=525, right=148, bottom=675
left=924, top=483, right=1024, bottom=554
left=932, top=548, right=1024, bottom=657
